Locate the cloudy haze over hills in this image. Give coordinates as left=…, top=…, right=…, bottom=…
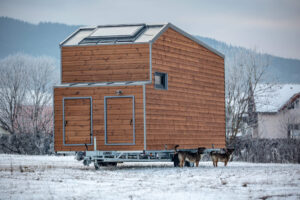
left=1, top=0, right=300, bottom=60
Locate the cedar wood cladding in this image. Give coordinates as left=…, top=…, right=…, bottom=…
left=146, top=28, right=225, bottom=150
left=54, top=86, right=144, bottom=151
left=61, top=44, right=150, bottom=83
left=54, top=26, right=225, bottom=152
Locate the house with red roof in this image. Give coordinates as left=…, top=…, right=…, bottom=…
left=253, top=84, right=300, bottom=139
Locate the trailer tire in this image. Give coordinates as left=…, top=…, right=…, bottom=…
left=95, top=161, right=117, bottom=168
left=104, top=162, right=117, bottom=167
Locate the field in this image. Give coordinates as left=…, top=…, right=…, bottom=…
left=0, top=154, right=299, bottom=200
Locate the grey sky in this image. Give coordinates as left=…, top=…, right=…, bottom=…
left=1, top=0, right=300, bottom=59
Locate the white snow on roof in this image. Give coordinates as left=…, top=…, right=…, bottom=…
left=63, top=29, right=94, bottom=46
left=62, top=24, right=165, bottom=46
left=135, top=26, right=164, bottom=42
left=255, top=84, right=300, bottom=113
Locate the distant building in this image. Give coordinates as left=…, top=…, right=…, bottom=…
left=253, top=84, right=300, bottom=139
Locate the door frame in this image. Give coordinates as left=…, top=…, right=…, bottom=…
left=104, top=95, right=135, bottom=145
left=62, top=96, right=93, bottom=146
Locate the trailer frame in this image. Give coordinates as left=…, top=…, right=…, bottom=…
left=57, top=148, right=222, bottom=170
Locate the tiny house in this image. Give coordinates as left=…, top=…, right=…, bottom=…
left=54, top=23, right=225, bottom=164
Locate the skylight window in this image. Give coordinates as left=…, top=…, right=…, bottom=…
left=78, top=24, right=147, bottom=45
left=89, top=25, right=144, bottom=38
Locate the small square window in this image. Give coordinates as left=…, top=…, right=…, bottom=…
left=154, top=72, right=168, bottom=90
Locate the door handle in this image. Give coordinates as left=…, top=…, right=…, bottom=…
left=64, top=120, right=68, bottom=127
left=130, top=119, right=133, bottom=125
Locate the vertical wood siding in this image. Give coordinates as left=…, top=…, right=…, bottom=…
left=54, top=86, right=144, bottom=152
left=106, top=97, right=134, bottom=144
left=146, top=28, right=225, bottom=150
left=61, top=44, right=150, bottom=83
left=64, top=98, right=91, bottom=144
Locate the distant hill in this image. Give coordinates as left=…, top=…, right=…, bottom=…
left=0, top=17, right=299, bottom=83
left=196, top=36, right=300, bottom=83
left=0, top=17, right=80, bottom=59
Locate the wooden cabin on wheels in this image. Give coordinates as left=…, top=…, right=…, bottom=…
left=54, top=23, right=225, bottom=168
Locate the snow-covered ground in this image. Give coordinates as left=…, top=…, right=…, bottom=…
left=0, top=154, right=299, bottom=200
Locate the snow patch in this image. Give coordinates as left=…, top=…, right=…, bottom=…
left=0, top=154, right=299, bottom=200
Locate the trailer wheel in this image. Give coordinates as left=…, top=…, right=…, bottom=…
left=102, top=162, right=117, bottom=167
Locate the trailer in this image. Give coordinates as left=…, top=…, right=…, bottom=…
left=54, top=23, right=226, bottom=168
left=74, top=138, right=223, bottom=169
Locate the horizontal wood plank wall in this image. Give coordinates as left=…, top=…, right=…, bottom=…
left=146, top=28, right=225, bottom=150
left=61, top=44, right=150, bottom=83
left=54, top=86, right=144, bottom=152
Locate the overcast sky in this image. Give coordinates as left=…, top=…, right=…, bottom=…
left=1, top=0, right=300, bottom=59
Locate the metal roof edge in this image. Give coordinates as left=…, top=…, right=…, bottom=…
left=149, top=23, right=169, bottom=44
left=94, top=23, right=165, bottom=28
left=151, top=23, right=225, bottom=59
left=54, top=80, right=152, bottom=88
left=96, top=23, right=146, bottom=28
left=61, top=42, right=150, bottom=48
left=60, top=27, right=95, bottom=46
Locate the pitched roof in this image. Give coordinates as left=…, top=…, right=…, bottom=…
left=255, top=84, right=300, bottom=113
left=279, top=92, right=300, bottom=111
left=60, top=23, right=224, bottom=58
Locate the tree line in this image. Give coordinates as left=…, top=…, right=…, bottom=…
left=0, top=53, right=58, bottom=154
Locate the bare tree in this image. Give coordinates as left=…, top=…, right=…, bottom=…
left=0, top=53, right=58, bottom=154
left=226, top=50, right=273, bottom=143
left=21, top=56, right=57, bottom=135
left=26, top=57, right=57, bottom=154
left=0, top=54, right=28, bottom=134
